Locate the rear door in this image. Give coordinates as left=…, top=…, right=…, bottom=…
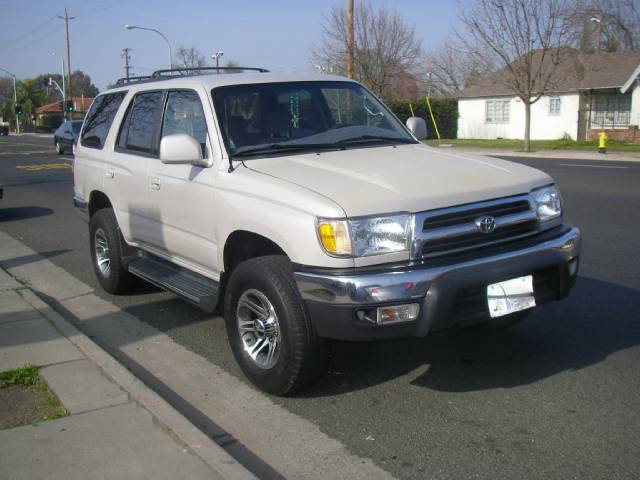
left=146, top=88, right=218, bottom=276
left=106, top=90, right=165, bottom=245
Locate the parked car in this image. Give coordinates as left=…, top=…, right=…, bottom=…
left=72, top=68, right=582, bottom=395
left=54, top=120, right=83, bottom=154
left=0, top=120, right=9, bottom=136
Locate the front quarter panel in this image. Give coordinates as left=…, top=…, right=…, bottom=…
left=215, top=167, right=353, bottom=270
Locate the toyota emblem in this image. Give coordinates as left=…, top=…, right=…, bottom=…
left=475, top=215, right=497, bottom=234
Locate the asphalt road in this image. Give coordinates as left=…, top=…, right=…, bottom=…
left=2, top=135, right=639, bottom=479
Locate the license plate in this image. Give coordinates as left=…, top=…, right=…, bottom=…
left=487, top=275, right=536, bottom=318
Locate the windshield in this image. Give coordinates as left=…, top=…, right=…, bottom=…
left=211, top=81, right=415, bottom=157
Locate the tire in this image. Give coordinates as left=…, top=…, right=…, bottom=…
left=89, top=208, right=135, bottom=294
left=55, top=140, right=64, bottom=155
left=224, top=255, right=328, bottom=395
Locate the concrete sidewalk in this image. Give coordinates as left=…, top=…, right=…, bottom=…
left=431, top=145, right=640, bottom=162
left=0, top=268, right=255, bottom=480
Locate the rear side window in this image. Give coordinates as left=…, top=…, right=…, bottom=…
left=117, top=91, right=165, bottom=155
left=81, top=92, right=127, bottom=149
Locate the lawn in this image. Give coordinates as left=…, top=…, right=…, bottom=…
left=424, top=138, right=640, bottom=152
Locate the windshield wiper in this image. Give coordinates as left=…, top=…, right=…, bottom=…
left=335, top=135, right=415, bottom=146
left=233, top=143, right=343, bottom=158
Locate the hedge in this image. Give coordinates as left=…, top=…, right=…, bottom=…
left=385, top=98, right=458, bottom=140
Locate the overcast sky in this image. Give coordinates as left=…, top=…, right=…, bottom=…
left=0, top=0, right=460, bottom=91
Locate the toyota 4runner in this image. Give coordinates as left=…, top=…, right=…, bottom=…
left=73, top=67, right=581, bottom=395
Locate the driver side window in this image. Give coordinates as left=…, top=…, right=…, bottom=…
left=161, top=90, right=209, bottom=157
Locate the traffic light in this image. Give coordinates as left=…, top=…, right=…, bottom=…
left=65, top=100, right=74, bottom=113
left=14, top=104, right=22, bottom=115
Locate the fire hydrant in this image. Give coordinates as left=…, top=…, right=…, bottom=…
left=598, top=131, right=608, bottom=154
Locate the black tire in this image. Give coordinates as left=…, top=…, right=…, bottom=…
left=55, top=139, right=64, bottom=155
left=89, top=208, right=135, bottom=294
left=224, top=255, right=328, bottom=395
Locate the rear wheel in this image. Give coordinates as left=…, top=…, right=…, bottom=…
left=89, top=209, right=135, bottom=294
left=224, top=255, right=328, bottom=395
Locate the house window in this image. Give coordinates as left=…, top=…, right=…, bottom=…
left=485, top=99, right=510, bottom=123
left=591, top=94, right=631, bottom=128
left=549, top=96, right=561, bottom=115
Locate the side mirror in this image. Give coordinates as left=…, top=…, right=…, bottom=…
left=159, top=134, right=209, bottom=167
left=406, top=117, right=427, bottom=141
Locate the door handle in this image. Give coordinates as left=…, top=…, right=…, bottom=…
left=150, top=177, right=161, bottom=190
left=105, top=168, right=114, bottom=179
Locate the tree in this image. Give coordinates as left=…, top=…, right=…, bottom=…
left=311, top=0, right=423, bottom=99
left=0, top=77, right=16, bottom=123
left=174, top=45, right=206, bottom=71
left=223, top=60, right=243, bottom=74
left=459, top=0, right=572, bottom=151
left=17, top=79, right=45, bottom=125
left=566, top=0, right=640, bottom=52
left=423, top=40, right=494, bottom=96
left=33, top=70, right=98, bottom=103
left=70, top=71, right=99, bottom=98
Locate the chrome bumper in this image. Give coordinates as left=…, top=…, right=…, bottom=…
left=294, top=226, right=581, bottom=306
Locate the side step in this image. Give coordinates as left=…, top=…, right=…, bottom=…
left=128, top=255, right=220, bottom=312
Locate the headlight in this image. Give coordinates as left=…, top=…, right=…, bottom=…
left=531, top=184, right=562, bottom=221
left=317, top=214, right=410, bottom=257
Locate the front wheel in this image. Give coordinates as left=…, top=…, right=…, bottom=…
left=55, top=140, right=64, bottom=155
left=224, top=255, right=328, bottom=395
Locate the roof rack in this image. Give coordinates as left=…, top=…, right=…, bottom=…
left=115, top=75, right=153, bottom=86
left=150, top=66, right=270, bottom=78
left=112, top=66, right=269, bottom=89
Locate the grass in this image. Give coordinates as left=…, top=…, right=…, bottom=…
left=0, top=365, right=67, bottom=422
left=424, top=138, right=640, bottom=152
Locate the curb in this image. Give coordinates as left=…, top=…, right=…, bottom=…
left=16, top=285, right=257, bottom=480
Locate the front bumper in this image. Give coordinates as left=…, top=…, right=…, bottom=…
left=294, top=226, right=581, bottom=341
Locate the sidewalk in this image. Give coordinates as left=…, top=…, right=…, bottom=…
left=432, top=145, right=640, bottom=162
left=0, top=267, right=255, bottom=480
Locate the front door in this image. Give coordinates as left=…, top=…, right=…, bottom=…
left=146, top=89, right=218, bottom=276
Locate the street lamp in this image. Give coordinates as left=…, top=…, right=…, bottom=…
left=0, top=67, right=20, bottom=134
left=125, top=24, right=173, bottom=70
left=51, top=53, right=66, bottom=120
left=212, top=51, right=224, bottom=73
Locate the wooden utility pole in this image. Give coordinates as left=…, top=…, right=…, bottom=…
left=57, top=8, right=75, bottom=108
left=121, top=48, right=132, bottom=79
left=347, top=0, right=354, bottom=78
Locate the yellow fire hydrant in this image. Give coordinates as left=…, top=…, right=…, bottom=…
left=598, top=131, right=608, bottom=154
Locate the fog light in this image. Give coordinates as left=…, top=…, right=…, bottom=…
left=569, top=257, right=579, bottom=277
left=376, top=303, right=420, bottom=325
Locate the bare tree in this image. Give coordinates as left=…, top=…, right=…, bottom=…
left=459, top=0, right=572, bottom=151
left=174, top=46, right=206, bottom=71
left=311, top=0, right=423, bottom=99
left=566, top=0, right=640, bottom=52
left=423, top=40, right=494, bottom=96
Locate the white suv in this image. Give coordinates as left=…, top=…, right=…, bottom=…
left=73, top=68, right=581, bottom=394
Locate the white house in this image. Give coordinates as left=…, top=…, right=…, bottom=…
left=457, top=50, right=640, bottom=143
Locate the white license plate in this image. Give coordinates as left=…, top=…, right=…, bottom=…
left=487, top=275, right=536, bottom=318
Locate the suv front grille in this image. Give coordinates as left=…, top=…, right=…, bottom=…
left=412, top=195, right=540, bottom=260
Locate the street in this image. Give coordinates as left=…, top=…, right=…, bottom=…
left=1, top=135, right=639, bottom=479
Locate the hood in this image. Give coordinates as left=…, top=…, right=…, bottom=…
left=247, top=144, right=552, bottom=217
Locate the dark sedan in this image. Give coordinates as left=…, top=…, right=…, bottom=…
left=53, top=120, right=83, bottom=154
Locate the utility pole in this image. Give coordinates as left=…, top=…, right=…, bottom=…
left=121, top=48, right=132, bottom=79
left=57, top=8, right=75, bottom=113
left=347, top=0, right=354, bottom=79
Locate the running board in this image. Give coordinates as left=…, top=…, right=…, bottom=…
left=128, top=256, right=220, bottom=312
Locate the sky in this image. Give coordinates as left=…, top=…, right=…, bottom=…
left=0, top=0, right=462, bottom=91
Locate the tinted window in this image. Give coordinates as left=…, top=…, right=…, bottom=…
left=161, top=90, right=208, bottom=156
left=118, top=91, right=164, bottom=154
left=81, top=92, right=127, bottom=149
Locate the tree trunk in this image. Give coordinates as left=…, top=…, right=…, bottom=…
left=524, top=101, right=531, bottom=152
